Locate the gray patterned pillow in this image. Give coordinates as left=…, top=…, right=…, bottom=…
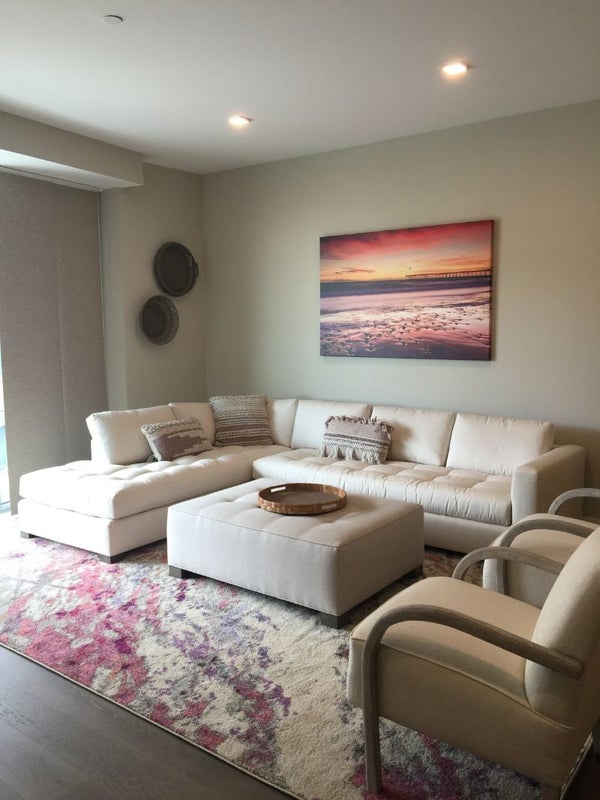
left=141, top=417, right=211, bottom=461
left=209, top=395, right=273, bottom=446
left=319, top=415, right=392, bottom=464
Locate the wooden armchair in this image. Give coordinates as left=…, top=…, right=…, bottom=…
left=347, top=529, right=600, bottom=798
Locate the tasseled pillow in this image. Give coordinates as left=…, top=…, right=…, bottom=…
left=319, top=416, right=392, bottom=464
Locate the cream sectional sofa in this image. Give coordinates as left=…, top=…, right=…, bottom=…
left=18, top=397, right=585, bottom=561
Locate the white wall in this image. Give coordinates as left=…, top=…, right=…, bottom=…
left=201, top=101, right=600, bottom=484
left=100, top=164, right=206, bottom=409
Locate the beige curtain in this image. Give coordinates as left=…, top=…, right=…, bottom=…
left=0, top=172, right=107, bottom=511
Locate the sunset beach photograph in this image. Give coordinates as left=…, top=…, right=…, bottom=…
left=320, top=219, right=494, bottom=360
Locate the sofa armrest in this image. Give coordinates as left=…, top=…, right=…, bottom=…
left=511, top=444, right=586, bottom=522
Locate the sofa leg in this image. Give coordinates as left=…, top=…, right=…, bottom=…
left=99, top=553, right=125, bottom=564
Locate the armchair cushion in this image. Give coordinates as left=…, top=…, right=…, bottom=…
left=348, top=577, right=538, bottom=716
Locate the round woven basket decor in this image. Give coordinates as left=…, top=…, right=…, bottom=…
left=153, top=241, right=199, bottom=297
left=139, top=295, right=179, bottom=344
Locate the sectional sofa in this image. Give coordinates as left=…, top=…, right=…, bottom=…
left=18, top=397, right=585, bottom=561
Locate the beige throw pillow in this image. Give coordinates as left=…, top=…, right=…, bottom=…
left=319, top=416, right=392, bottom=464
left=209, top=395, right=273, bottom=446
left=141, top=417, right=211, bottom=461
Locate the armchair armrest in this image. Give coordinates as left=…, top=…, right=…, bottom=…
left=512, top=444, right=585, bottom=521
left=476, top=516, right=597, bottom=598
left=452, top=544, right=564, bottom=582
left=549, top=487, right=600, bottom=515
left=489, top=515, right=596, bottom=549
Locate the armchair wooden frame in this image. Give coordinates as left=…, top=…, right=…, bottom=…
left=361, top=546, right=586, bottom=799
left=548, top=487, right=600, bottom=515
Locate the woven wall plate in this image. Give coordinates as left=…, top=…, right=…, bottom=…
left=153, top=242, right=199, bottom=297
left=139, top=295, right=179, bottom=344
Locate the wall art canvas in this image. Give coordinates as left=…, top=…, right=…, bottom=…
left=320, top=219, right=494, bottom=360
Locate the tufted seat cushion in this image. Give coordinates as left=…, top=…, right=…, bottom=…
left=19, top=445, right=289, bottom=520
left=252, top=449, right=512, bottom=525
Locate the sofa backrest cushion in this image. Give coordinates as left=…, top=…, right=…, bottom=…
left=446, top=412, right=554, bottom=476
left=170, top=402, right=216, bottom=445
left=86, top=405, right=175, bottom=464
left=371, top=405, right=456, bottom=466
left=267, top=398, right=298, bottom=447
left=291, top=399, right=371, bottom=449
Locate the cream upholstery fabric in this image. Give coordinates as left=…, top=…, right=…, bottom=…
left=19, top=446, right=289, bottom=519
left=348, top=578, right=538, bottom=709
left=86, top=405, right=175, bottom=464
left=370, top=405, right=455, bottom=466
left=482, top=522, right=595, bottom=607
left=526, top=528, right=600, bottom=725
left=446, top=412, right=554, bottom=475
left=253, top=450, right=512, bottom=525
left=169, top=402, right=216, bottom=445
left=290, top=399, right=371, bottom=449
left=19, top=396, right=585, bottom=560
left=167, top=478, right=423, bottom=617
left=266, top=398, right=298, bottom=447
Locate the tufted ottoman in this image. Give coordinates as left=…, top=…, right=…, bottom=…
left=167, top=478, right=424, bottom=626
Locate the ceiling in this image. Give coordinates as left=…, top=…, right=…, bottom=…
left=2, top=0, right=600, bottom=176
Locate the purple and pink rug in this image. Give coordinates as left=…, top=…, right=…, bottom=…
left=0, top=526, right=539, bottom=800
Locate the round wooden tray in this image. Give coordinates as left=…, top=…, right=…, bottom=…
left=258, top=483, right=346, bottom=515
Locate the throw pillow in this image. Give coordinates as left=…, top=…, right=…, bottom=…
left=319, top=416, right=392, bottom=464
left=140, top=417, right=211, bottom=461
left=209, top=395, right=273, bottom=446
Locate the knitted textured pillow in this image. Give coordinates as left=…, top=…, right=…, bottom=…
left=319, top=416, right=392, bottom=464
left=141, top=417, right=211, bottom=461
left=209, top=395, right=273, bottom=446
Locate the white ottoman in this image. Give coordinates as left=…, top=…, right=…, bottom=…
left=167, top=478, right=424, bottom=626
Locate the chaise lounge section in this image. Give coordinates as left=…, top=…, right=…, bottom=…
left=18, top=396, right=585, bottom=561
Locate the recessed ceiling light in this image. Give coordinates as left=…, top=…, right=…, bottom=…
left=228, top=114, right=252, bottom=128
left=442, top=61, right=471, bottom=77
left=103, top=14, right=124, bottom=24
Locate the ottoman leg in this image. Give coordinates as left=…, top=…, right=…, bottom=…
left=319, top=611, right=348, bottom=628
left=169, top=566, right=195, bottom=579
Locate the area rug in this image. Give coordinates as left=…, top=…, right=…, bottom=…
left=0, top=528, right=540, bottom=800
